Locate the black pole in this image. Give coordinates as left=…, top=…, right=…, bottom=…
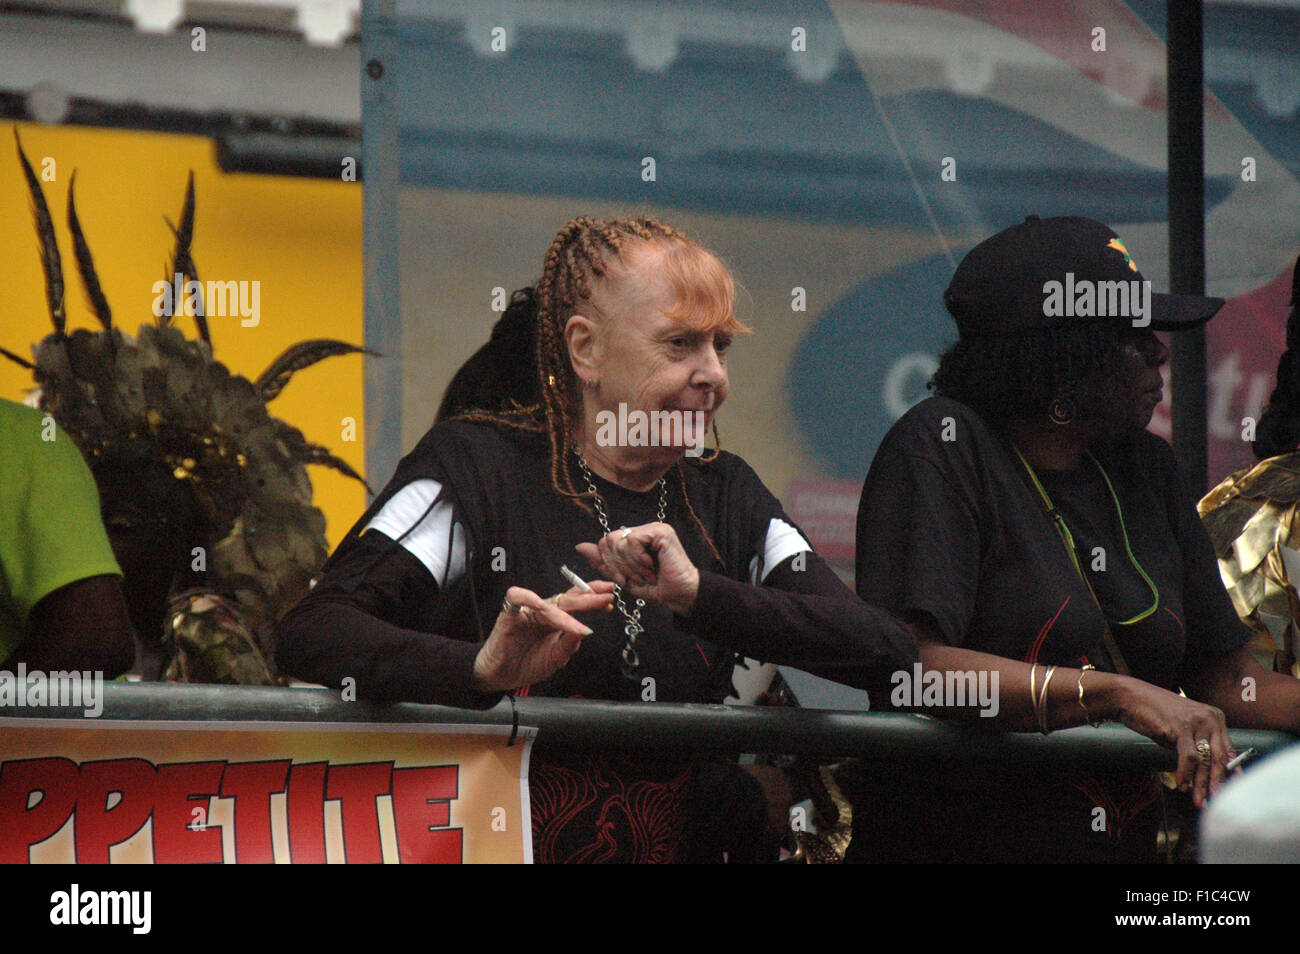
left=1168, top=1, right=1209, bottom=493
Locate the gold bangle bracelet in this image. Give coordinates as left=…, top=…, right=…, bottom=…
left=1077, top=664, right=1103, bottom=727
left=1029, top=663, right=1038, bottom=724
left=1037, top=665, right=1058, bottom=734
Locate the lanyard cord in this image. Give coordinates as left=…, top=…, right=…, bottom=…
left=1013, top=447, right=1159, bottom=626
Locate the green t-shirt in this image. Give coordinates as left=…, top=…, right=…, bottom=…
left=0, top=398, right=122, bottom=660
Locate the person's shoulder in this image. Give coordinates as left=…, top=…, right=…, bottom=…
left=681, top=447, right=748, bottom=474
left=893, top=394, right=988, bottom=429
left=426, top=416, right=516, bottom=447
left=680, top=448, right=764, bottom=490
left=412, top=415, right=546, bottom=462
left=678, top=450, right=787, bottom=515
left=0, top=400, right=92, bottom=478
left=862, top=396, right=1013, bottom=503
left=0, top=397, right=40, bottom=424
left=879, top=395, right=1000, bottom=455
left=0, top=398, right=50, bottom=449
left=369, top=417, right=549, bottom=533
left=679, top=450, right=789, bottom=537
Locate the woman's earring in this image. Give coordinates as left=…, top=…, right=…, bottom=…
left=582, top=378, right=598, bottom=391
left=1049, top=397, right=1076, bottom=426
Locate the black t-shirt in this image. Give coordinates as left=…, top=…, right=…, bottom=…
left=276, top=418, right=917, bottom=862
left=850, top=396, right=1249, bottom=863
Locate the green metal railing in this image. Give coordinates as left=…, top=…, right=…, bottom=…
left=3, top=683, right=1293, bottom=772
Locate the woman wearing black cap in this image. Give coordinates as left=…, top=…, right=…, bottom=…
left=852, top=216, right=1300, bottom=863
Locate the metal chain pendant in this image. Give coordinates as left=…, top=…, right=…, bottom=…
left=575, top=449, right=666, bottom=679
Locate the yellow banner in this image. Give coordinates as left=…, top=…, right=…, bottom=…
left=0, top=719, right=534, bottom=864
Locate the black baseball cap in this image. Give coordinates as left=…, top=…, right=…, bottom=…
left=944, top=215, right=1225, bottom=338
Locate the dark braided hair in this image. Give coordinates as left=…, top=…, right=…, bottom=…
left=435, top=286, right=539, bottom=424
left=931, top=320, right=1132, bottom=426
left=1253, top=255, right=1300, bottom=460
left=459, top=216, right=748, bottom=568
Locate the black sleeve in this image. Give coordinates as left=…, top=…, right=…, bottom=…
left=672, top=457, right=917, bottom=690
left=1163, top=447, right=1252, bottom=682
left=855, top=444, right=983, bottom=648
left=675, top=551, right=918, bottom=692
left=274, top=529, right=503, bottom=709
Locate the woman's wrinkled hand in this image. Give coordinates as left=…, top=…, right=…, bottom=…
left=575, top=522, right=700, bottom=616
left=471, top=582, right=615, bottom=693
left=1114, top=677, right=1235, bottom=808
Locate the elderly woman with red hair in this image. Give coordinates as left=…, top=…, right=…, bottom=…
left=277, top=215, right=917, bottom=863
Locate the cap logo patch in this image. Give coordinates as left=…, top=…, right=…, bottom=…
left=1107, top=237, right=1139, bottom=273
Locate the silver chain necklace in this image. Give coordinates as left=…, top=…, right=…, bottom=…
left=575, top=448, right=667, bottom=679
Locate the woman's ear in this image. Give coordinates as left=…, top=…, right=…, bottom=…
left=565, top=313, right=601, bottom=383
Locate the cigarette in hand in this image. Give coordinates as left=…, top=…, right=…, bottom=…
left=560, top=564, right=593, bottom=592
left=1225, top=748, right=1256, bottom=772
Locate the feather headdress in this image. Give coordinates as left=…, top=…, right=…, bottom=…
left=3, top=130, right=373, bottom=635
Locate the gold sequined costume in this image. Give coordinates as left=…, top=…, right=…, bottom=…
left=1199, top=454, right=1300, bottom=677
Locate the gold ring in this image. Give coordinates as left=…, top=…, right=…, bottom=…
left=1195, top=739, right=1212, bottom=766
left=503, top=598, right=533, bottom=621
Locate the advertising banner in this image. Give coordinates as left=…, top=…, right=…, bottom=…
left=0, top=719, right=534, bottom=864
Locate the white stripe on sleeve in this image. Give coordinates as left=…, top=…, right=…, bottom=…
left=363, top=478, right=467, bottom=587
left=748, top=517, right=813, bottom=584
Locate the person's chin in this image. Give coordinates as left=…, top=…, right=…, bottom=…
left=1130, top=407, right=1157, bottom=431
left=646, top=441, right=690, bottom=463
left=1137, top=391, right=1164, bottom=427
left=1095, top=408, right=1151, bottom=438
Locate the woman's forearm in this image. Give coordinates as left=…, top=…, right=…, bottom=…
left=914, top=641, right=1136, bottom=732
left=675, top=568, right=918, bottom=690
left=1186, top=647, right=1300, bottom=732
left=275, top=593, right=501, bottom=708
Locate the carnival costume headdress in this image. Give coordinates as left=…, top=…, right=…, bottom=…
left=2, top=132, right=370, bottom=659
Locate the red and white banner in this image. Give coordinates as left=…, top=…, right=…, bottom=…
left=0, top=719, right=535, bottom=864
